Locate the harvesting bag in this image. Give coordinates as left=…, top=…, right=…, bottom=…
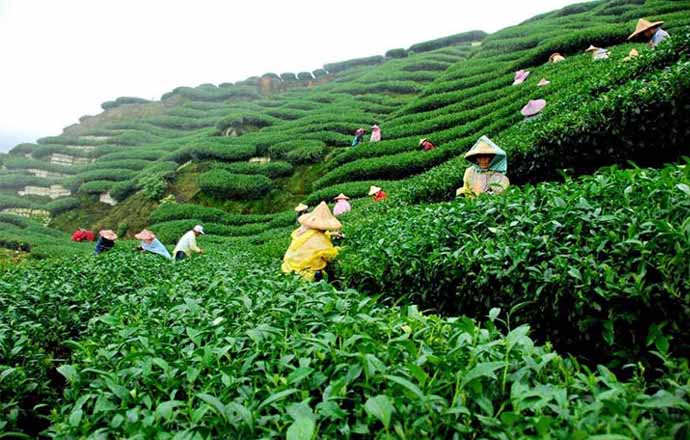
left=281, top=228, right=339, bottom=281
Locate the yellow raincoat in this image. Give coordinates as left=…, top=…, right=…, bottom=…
left=281, top=227, right=339, bottom=281
left=457, top=168, right=510, bottom=198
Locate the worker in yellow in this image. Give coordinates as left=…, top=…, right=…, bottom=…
left=456, top=136, right=510, bottom=198
left=282, top=201, right=341, bottom=281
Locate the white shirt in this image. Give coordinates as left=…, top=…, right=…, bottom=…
left=173, top=230, right=201, bottom=256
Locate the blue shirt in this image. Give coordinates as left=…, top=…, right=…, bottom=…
left=651, top=28, right=670, bottom=47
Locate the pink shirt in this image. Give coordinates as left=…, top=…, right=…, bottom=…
left=333, top=200, right=351, bottom=216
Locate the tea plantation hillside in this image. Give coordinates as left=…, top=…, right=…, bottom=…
left=2, top=0, right=690, bottom=437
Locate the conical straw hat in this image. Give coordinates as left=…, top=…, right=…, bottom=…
left=99, top=229, right=118, bottom=241
left=549, top=53, right=565, bottom=63
left=134, top=229, right=155, bottom=241
left=521, top=99, right=547, bottom=117
left=294, top=203, right=308, bottom=212
left=333, top=193, right=350, bottom=201
left=537, top=78, right=551, bottom=87
left=513, top=70, right=530, bottom=85
left=418, top=138, right=428, bottom=146
left=464, top=136, right=499, bottom=160
left=628, top=18, right=664, bottom=40
left=368, top=185, right=382, bottom=196
left=298, top=201, right=342, bottom=230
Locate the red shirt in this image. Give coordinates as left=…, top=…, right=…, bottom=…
left=421, top=141, right=436, bottom=151
left=84, top=230, right=95, bottom=241
left=71, top=230, right=86, bottom=241
left=373, top=191, right=387, bottom=202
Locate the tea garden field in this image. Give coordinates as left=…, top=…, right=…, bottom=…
left=2, top=0, right=690, bottom=437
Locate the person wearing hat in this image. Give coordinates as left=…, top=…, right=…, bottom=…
left=549, top=52, right=566, bottom=63
left=456, top=136, right=510, bottom=198
left=94, top=230, right=117, bottom=256
left=537, top=78, right=551, bottom=87
left=370, top=124, right=381, bottom=143
left=282, top=201, right=341, bottom=281
left=332, top=193, right=351, bottom=217
left=512, top=69, right=530, bottom=85
left=295, top=203, right=309, bottom=224
left=585, top=45, right=609, bottom=61
left=352, top=128, right=365, bottom=147
left=72, top=228, right=94, bottom=242
left=419, top=138, right=436, bottom=151
left=135, top=229, right=171, bottom=260
left=368, top=185, right=387, bottom=202
left=628, top=18, right=669, bottom=48
left=521, top=99, right=546, bottom=119
left=173, top=225, right=204, bottom=261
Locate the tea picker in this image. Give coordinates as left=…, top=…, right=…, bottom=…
left=135, top=229, right=172, bottom=260
left=94, top=230, right=117, bottom=256
left=628, top=18, right=669, bottom=48
left=173, top=225, right=205, bottom=261
left=282, top=201, right=341, bottom=282
left=456, top=136, right=510, bottom=198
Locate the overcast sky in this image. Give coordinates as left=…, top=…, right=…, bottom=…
left=0, top=0, right=581, bottom=152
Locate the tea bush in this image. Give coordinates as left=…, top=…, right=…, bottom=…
left=2, top=250, right=690, bottom=437
left=268, top=140, right=325, bottom=160
left=408, top=30, right=486, bottom=53
left=286, top=144, right=326, bottom=165
left=336, top=163, right=690, bottom=365
left=150, top=202, right=270, bottom=226
left=197, top=169, right=272, bottom=200
left=215, top=160, right=294, bottom=178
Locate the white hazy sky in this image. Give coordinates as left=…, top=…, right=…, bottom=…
left=0, top=0, right=581, bottom=151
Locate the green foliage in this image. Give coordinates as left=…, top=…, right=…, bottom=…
left=312, top=68, right=328, bottom=78
left=198, top=169, right=272, bottom=200
left=408, top=30, right=486, bottom=53
left=268, top=140, right=326, bottom=160
left=169, top=140, right=257, bottom=164
left=297, top=71, right=314, bottom=80
left=9, top=143, right=36, bottom=154
left=286, top=144, right=326, bottom=165
left=101, top=96, right=150, bottom=110
left=3, top=251, right=690, bottom=437
left=110, top=180, right=139, bottom=202
left=215, top=112, right=278, bottom=135
left=69, top=169, right=137, bottom=192
left=84, top=159, right=153, bottom=171
left=385, top=48, right=408, bottom=58
left=79, top=179, right=113, bottom=194
left=324, top=55, right=385, bottom=73
left=280, top=72, right=298, bottom=81
left=45, top=197, right=80, bottom=215
left=0, top=173, right=58, bottom=190
left=215, top=160, right=294, bottom=178
left=337, top=163, right=690, bottom=365
left=150, top=202, right=270, bottom=226
left=1, top=155, right=79, bottom=175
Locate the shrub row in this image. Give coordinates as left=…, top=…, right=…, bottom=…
left=324, top=55, right=385, bottom=73
left=215, top=160, right=293, bottom=178
left=197, top=169, right=271, bottom=200
left=408, top=30, right=486, bottom=53
left=101, top=96, right=150, bottom=110
left=149, top=202, right=271, bottom=226
left=337, top=163, right=690, bottom=365
left=1, top=156, right=80, bottom=175
left=268, top=140, right=325, bottom=160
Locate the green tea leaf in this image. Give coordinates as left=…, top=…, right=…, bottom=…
left=364, top=395, right=394, bottom=429
left=286, top=417, right=315, bottom=440
left=57, top=364, right=79, bottom=383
